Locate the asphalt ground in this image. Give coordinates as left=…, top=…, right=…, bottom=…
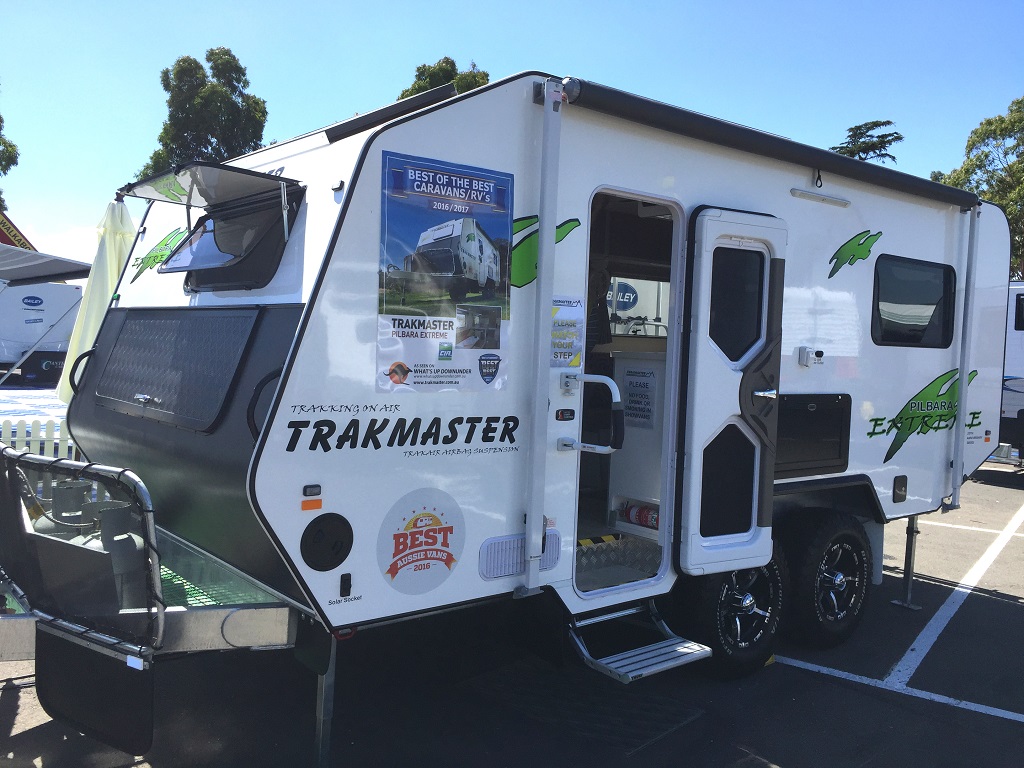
left=3, top=461, right=1024, bottom=767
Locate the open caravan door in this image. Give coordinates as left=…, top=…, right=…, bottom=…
left=678, top=209, right=786, bottom=574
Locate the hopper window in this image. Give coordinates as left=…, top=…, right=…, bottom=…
left=160, top=189, right=303, bottom=292
left=120, top=161, right=305, bottom=292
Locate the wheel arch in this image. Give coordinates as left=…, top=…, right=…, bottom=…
left=772, top=475, right=886, bottom=525
left=772, top=475, right=886, bottom=587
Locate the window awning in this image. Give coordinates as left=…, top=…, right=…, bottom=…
left=119, top=161, right=303, bottom=208
left=0, top=244, right=92, bottom=286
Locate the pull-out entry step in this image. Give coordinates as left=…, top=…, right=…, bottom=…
left=568, top=601, right=711, bottom=683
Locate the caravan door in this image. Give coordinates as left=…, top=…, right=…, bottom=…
left=677, top=209, right=786, bottom=574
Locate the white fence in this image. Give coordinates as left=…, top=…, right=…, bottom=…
left=0, top=418, right=78, bottom=459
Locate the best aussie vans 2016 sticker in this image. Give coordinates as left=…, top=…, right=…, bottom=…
left=378, top=153, right=514, bottom=393
left=130, top=228, right=188, bottom=283
left=377, top=488, right=465, bottom=595
left=867, top=369, right=980, bottom=462
left=828, top=230, right=882, bottom=278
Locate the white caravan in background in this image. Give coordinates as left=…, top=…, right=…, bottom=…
left=1001, top=281, right=1024, bottom=449
left=0, top=281, right=82, bottom=386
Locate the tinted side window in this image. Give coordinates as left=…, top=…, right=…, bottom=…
left=709, top=247, right=764, bottom=362
left=871, top=255, right=955, bottom=348
left=1015, top=293, right=1024, bottom=331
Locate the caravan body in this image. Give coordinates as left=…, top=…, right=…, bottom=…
left=398, top=216, right=501, bottom=301
left=64, top=72, right=1012, bottom=634
left=0, top=73, right=1011, bottom=753
left=0, top=282, right=82, bottom=386
left=1002, top=281, right=1024, bottom=449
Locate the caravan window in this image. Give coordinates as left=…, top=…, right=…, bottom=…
left=1014, top=293, right=1024, bottom=331
left=159, top=189, right=302, bottom=292
left=871, top=255, right=954, bottom=348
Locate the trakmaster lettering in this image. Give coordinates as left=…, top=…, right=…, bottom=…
left=285, top=416, right=519, bottom=452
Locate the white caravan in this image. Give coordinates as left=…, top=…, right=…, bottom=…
left=396, top=216, right=501, bottom=301
left=1002, top=281, right=1024, bottom=450
left=0, top=74, right=1009, bottom=759
left=0, top=281, right=82, bottom=386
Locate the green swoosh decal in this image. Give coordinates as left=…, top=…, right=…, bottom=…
left=829, top=230, right=882, bottom=278
left=509, top=218, right=581, bottom=288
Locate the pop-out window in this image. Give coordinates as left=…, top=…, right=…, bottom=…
left=161, top=203, right=279, bottom=273
left=121, top=162, right=304, bottom=293
left=159, top=192, right=301, bottom=292
left=871, top=255, right=955, bottom=348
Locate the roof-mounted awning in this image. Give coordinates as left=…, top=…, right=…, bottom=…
left=0, top=243, right=91, bottom=286
left=119, top=161, right=303, bottom=209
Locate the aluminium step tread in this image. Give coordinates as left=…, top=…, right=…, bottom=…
left=597, top=636, right=712, bottom=681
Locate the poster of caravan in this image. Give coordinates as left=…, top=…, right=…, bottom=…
left=378, top=152, right=514, bottom=392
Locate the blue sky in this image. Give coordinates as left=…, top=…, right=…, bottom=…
left=2, top=0, right=1022, bottom=261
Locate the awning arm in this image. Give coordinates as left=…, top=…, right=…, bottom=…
left=948, top=204, right=981, bottom=510
left=281, top=181, right=290, bottom=242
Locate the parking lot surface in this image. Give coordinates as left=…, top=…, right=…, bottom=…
left=3, top=461, right=1024, bottom=767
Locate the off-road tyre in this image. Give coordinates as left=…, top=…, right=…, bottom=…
left=785, top=511, right=872, bottom=648
left=688, top=541, right=789, bottom=679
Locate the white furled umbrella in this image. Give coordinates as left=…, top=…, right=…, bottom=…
left=56, top=200, right=135, bottom=403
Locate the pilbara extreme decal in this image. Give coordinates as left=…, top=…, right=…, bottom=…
left=828, top=230, right=882, bottom=278
left=377, top=488, right=465, bottom=595
left=867, top=369, right=979, bottom=462
left=130, top=228, right=188, bottom=283
left=378, top=152, right=513, bottom=392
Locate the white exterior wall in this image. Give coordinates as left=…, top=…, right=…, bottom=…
left=251, top=79, right=547, bottom=626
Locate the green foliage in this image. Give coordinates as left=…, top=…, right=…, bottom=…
left=831, top=120, right=904, bottom=164
left=933, top=96, right=1024, bottom=278
left=138, top=47, right=267, bottom=179
left=398, top=57, right=489, bottom=99
left=0, top=80, right=20, bottom=213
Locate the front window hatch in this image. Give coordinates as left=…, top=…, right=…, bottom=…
left=158, top=202, right=287, bottom=275
left=121, top=162, right=305, bottom=292
left=120, top=161, right=302, bottom=208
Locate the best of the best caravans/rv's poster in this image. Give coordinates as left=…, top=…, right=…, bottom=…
left=378, top=152, right=514, bottom=392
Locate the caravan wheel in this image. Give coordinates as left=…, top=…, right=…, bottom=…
left=448, top=282, right=467, bottom=302
left=692, top=541, right=788, bottom=679
left=787, top=512, right=871, bottom=648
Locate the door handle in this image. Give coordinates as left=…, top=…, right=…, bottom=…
left=753, top=389, right=777, bottom=400
left=557, top=374, right=624, bottom=453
